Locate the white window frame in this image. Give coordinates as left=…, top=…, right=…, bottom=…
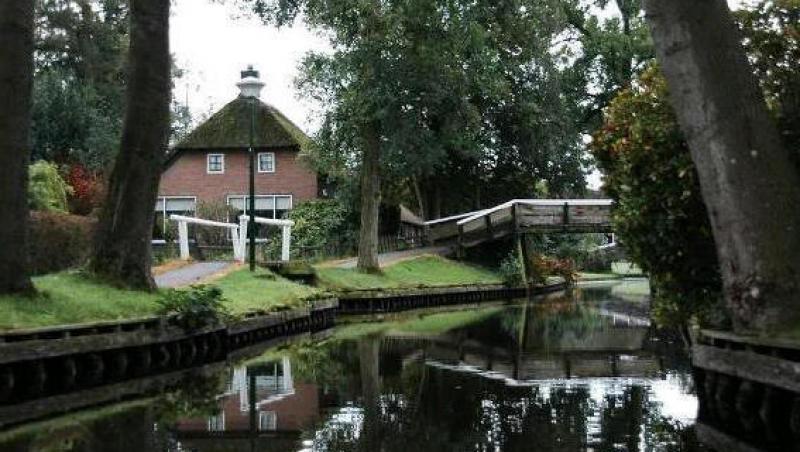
left=258, top=411, right=277, bottom=431
left=226, top=194, right=293, bottom=219
left=155, top=196, right=197, bottom=239
left=258, top=152, right=276, bottom=173
left=207, top=153, right=225, bottom=174
left=207, top=412, right=225, bottom=432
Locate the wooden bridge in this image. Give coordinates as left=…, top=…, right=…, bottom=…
left=425, top=199, right=614, bottom=249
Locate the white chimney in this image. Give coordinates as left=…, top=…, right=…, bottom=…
left=237, top=65, right=265, bottom=99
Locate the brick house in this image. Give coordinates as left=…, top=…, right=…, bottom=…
left=155, top=67, right=317, bottom=235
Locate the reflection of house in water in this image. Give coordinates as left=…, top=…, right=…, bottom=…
left=174, top=357, right=319, bottom=451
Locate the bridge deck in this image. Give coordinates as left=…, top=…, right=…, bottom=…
left=426, top=199, right=613, bottom=248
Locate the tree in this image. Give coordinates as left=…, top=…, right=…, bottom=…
left=592, top=66, right=722, bottom=331
left=90, top=0, right=171, bottom=289
left=643, top=0, right=800, bottom=333
left=32, top=0, right=130, bottom=170
left=561, top=0, right=655, bottom=132
left=0, top=0, right=35, bottom=294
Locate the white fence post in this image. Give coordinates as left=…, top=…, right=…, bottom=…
left=230, top=226, right=242, bottom=262
left=169, top=214, right=242, bottom=262
left=281, top=225, right=292, bottom=261
left=239, top=216, right=249, bottom=262
left=239, top=215, right=295, bottom=263
left=178, top=220, right=190, bottom=260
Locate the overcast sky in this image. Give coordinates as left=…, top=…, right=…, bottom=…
left=171, top=0, right=329, bottom=131
left=171, top=0, right=747, bottom=192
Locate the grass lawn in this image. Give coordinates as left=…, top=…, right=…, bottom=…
left=212, top=268, right=322, bottom=314
left=314, top=255, right=503, bottom=291
left=0, top=268, right=323, bottom=331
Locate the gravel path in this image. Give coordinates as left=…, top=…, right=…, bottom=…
left=155, top=261, right=233, bottom=288
left=325, top=245, right=455, bottom=269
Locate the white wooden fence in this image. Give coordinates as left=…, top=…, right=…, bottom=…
left=167, top=214, right=294, bottom=263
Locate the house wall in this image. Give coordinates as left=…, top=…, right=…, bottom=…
left=158, top=147, right=317, bottom=206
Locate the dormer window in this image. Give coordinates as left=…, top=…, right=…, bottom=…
left=207, top=153, right=224, bottom=174
left=258, top=152, right=275, bottom=173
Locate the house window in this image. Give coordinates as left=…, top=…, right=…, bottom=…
left=207, top=153, right=224, bottom=173
left=208, top=413, right=225, bottom=432
left=258, top=411, right=277, bottom=431
left=153, top=196, right=196, bottom=240
left=258, top=152, right=275, bottom=173
left=227, top=195, right=293, bottom=220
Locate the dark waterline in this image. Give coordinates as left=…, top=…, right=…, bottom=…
left=0, top=280, right=709, bottom=451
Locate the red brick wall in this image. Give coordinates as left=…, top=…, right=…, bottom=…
left=159, top=147, right=317, bottom=206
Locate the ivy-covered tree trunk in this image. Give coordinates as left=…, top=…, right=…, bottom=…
left=644, top=0, right=800, bottom=333
left=357, top=121, right=381, bottom=272
left=90, top=0, right=170, bottom=289
left=0, top=0, right=35, bottom=294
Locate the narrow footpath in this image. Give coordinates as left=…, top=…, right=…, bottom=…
left=321, top=245, right=455, bottom=269
left=154, top=261, right=234, bottom=288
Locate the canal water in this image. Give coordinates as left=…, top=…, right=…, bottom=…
left=0, top=280, right=708, bottom=451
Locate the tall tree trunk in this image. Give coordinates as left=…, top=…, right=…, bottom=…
left=90, top=0, right=170, bottom=289
left=644, top=0, right=800, bottom=333
left=0, top=0, right=35, bottom=294
left=357, top=121, right=381, bottom=272
left=411, top=174, right=426, bottom=220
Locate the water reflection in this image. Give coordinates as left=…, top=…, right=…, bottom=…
left=0, top=281, right=708, bottom=451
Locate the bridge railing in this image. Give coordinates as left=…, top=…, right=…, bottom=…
left=424, top=199, right=614, bottom=247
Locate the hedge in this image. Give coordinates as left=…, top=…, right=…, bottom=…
left=28, top=211, right=96, bottom=275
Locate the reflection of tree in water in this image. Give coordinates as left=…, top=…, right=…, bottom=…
left=307, top=341, right=700, bottom=452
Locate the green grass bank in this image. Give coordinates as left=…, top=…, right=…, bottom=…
left=314, top=255, right=503, bottom=291
left=0, top=268, right=321, bottom=331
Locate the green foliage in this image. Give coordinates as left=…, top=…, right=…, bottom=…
left=591, top=65, right=722, bottom=328
left=241, top=0, right=587, bottom=220
left=276, top=199, right=356, bottom=259
left=561, top=0, right=655, bottom=132
left=735, top=0, right=800, bottom=165
left=590, top=1, right=800, bottom=329
left=28, top=161, right=73, bottom=212
left=156, top=372, right=228, bottom=424
left=497, top=252, right=524, bottom=287
left=157, top=285, right=230, bottom=330
left=31, top=68, right=121, bottom=170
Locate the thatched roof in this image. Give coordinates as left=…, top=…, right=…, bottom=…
left=175, top=97, right=309, bottom=150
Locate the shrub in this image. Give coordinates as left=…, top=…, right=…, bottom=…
left=272, top=199, right=356, bottom=260
left=532, top=255, right=577, bottom=285
left=157, top=285, right=230, bottom=330
left=29, top=161, right=73, bottom=212
left=28, top=211, right=96, bottom=275
left=591, top=65, right=722, bottom=328
left=64, top=164, right=105, bottom=215
left=498, top=251, right=523, bottom=287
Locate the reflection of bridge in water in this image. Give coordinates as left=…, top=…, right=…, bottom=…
left=381, top=304, right=662, bottom=383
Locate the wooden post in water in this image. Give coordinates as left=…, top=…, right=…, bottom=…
left=457, top=224, right=465, bottom=260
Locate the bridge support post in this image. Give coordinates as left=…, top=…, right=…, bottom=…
left=516, top=233, right=534, bottom=297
